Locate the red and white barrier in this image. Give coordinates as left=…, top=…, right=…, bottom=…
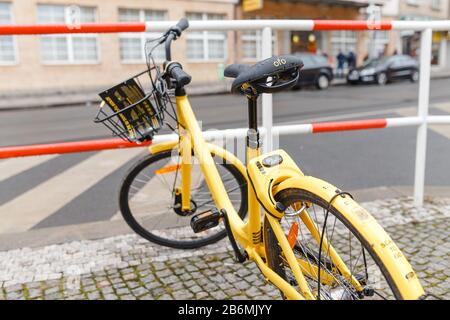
left=0, top=138, right=151, bottom=159
left=0, top=116, right=431, bottom=158
left=1, top=19, right=450, bottom=206
left=0, top=22, right=145, bottom=35
left=3, top=20, right=450, bottom=35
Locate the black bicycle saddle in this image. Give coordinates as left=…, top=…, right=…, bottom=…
left=224, top=55, right=304, bottom=94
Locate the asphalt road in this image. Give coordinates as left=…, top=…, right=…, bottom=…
left=1, top=78, right=450, bottom=146
left=1, top=78, right=450, bottom=232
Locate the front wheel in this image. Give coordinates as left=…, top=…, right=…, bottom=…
left=410, top=70, right=419, bottom=83
left=119, top=150, right=247, bottom=249
left=377, top=72, right=388, bottom=85
left=264, top=188, right=405, bottom=300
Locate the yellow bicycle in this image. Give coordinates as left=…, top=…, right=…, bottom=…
left=95, top=18, right=425, bottom=300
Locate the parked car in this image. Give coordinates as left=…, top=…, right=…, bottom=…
left=293, top=53, right=334, bottom=90
left=347, top=54, right=419, bottom=85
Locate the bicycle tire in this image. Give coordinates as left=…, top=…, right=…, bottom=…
left=120, top=150, right=247, bottom=249
left=264, top=188, right=403, bottom=300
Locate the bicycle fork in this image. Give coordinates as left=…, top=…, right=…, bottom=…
left=247, top=149, right=364, bottom=299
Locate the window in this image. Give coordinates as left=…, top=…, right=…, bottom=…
left=118, top=8, right=166, bottom=63
left=312, top=55, right=328, bottom=65
left=299, top=55, right=314, bottom=67
left=186, top=13, right=226, bottom=61
left=240, top=30, right=276, bottom=60
left=0, top=2, right=17, bottom=64
left=38, top=4, right=98, bottom=64
left=406, top=0, right=418, bottom=6
left=373, top=31, right=390, bottom=57
left=330, top=30, right=357, bottom=59
left=431, top=0, right=441, bottom=10
left=241, top=31, right=261, bottom=60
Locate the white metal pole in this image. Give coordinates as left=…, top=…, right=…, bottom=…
left=262, top=27, right=273, bottom=152
left=413, top=28, right=432, bottom=207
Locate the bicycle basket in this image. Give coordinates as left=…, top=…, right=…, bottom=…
left=94, top=68, right=167, bottom=143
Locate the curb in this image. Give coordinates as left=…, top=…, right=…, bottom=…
left=0, top=219, right=132, bottom=252
left=0, top=82, right=232, bottom=112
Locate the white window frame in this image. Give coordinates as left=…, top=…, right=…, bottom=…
left=0, top=2, right=18, bottom=65
left=406, top=0, right=419, bottom=6
left=431, top=0, right=441, bottom=10
left=186, top=12, right=227, bottom=63
left=118, top=8, right=166, bottom=64
left=330, top=30, right=357, bottom=56
left=373, top=30, right=390, bottom=57
left=241, top=31, right=262, bottom=61
left=330, top=30, right=357, bottom=70
left=39, top=4, right=100, bottom=65
left=240, top=30, right=277, bottom=62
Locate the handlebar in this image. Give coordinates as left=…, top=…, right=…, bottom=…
left=164, top=33, right=176, bottom=61
left=175, top=18, right=189, bottom=33
left=161, top=18, right=191, bottom=89
left=166, top=62, right=192, bottom=87
left=164, top=18, right=189, bottom=61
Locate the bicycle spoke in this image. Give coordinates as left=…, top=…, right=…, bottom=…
left=271, top=195, right=397, bottom=300
left=124, top=152, right=245, bottom=246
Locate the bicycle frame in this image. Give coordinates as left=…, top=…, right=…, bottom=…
left=174, top=95, right=262, bottom=250
left=148, top=94, right=425, bottom=300
left=149, top=94, right=307, bottom=299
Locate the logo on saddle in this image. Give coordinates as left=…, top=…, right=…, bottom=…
left=273, top=57, right=287, bottom=67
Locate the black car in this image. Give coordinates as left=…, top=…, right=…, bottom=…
left=347, top=54, right=419, bottom=85
left=293, top=53, right=334, bottom=90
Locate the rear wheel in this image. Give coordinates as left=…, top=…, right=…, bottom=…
left=119, top=150, right=247, bottom=249
left=316, top=74, right=330, bottom=90
left=264, top=188, right=401, bottom=300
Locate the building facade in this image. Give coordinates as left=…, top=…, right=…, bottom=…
left=356, top=0, right=450, bottom=68
left=0, top=0, right=449, bottom=94
left=0, top=0, right=238, bottom=94
left=237, top=0, right=370, bottom=66
left=398, top=0, right=449, bottom=67
left=356, top=0, right=400, bottom=60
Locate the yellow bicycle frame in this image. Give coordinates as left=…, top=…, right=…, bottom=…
left=149, top=94, right=425, bottom=300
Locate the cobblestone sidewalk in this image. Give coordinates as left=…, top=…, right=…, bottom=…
left=0, top=197, right=449, bottom=300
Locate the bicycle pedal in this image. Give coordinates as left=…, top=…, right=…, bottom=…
left=190, top=208, right=221, bottom=233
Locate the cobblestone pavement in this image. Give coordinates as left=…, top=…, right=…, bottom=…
left=0, top=197, right=448, bottom=300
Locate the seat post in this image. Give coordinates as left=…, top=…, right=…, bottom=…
left=247, top=95, right=258, bottom=131
left=246, top=94, right=260, bottom=151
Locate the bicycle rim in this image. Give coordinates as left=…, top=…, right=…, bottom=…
left=264, top=188, right=401, bottom=300
left=119, top=150, right=247, bottom=249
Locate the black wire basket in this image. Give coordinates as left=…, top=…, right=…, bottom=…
left=94, top=66, right=169, bottom=143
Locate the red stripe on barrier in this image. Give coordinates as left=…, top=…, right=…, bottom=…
left=0, top=138, right=151, bottom=159
left=0, top=23, right=146, bottom=35
left=312, top=119, right=388, bottom=133
left=313, top=20, right=392, bottom=30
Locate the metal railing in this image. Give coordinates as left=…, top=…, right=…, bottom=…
left=1, top=19, right=450, bottom=206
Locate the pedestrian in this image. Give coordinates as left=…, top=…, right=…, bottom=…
left=336, top=50, right=346, bottom=78
left=347, top=50, right=356, bottom=69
